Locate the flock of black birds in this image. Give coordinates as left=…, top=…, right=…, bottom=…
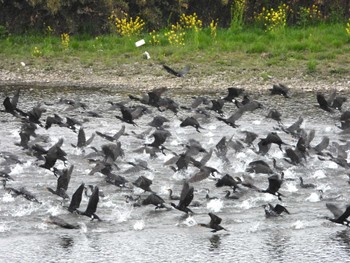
left=1, top=74, right=350, bottom=233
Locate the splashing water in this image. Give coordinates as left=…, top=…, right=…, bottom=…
left=292, top=220, right=305, bottom=229
left=206, top=198, right=224, bottom=213
left=133, top=220, right=145, bottom=230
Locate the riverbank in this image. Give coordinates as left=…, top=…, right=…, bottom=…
left=0, top=23, right=349, bottom=93
left=0, top=58, right=349, bottom=94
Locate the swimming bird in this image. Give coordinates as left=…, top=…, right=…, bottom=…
left=299, top=176, right=316, bottom=189
left=203, top=188, right=218, bottom=200
left=47, top=165, right=73, bottom=199
left=171, top=182, right=194, bottom=214
left=199, top=213, right=227, bottom=232
left=167, top=189, right=181, bottom=200
left=326, top=203, right=350, bottom=226
left=2, top=180, right=41, bottom=203
left=47, top=215, right=79, bottom=229
left=162, top=64, right=190, bottom=77
left=263, top=203, right=290, bottom=218
left=223, top=190, right=240, bottom=200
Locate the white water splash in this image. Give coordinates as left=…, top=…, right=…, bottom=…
left=292, top=220, right=305, bottom=229
left=2, top=193, right=15, bottom=203
left=305, top=192, right=320, bottom=202
left=206, top=198, right=224, bottom=213
left=248, top=222, right=261, bottom=233
left=0, top=223, right=11, bottom=232
left=312, top=170, right=326, bottom=179
left=284, top=182, right=298, bottom=193
left=237, top=198, right=256, bottom=210
left=47, top=205, right=64, bottom=216
left=182, top=216, right=197, bottom=227
left=110, top=205, right=133, bottom=223
left=252, top=120, right=261, bottom=125
left=327, top=162, right=338, bottom=169
left=79, top=222, right=88, bottom=233
left=12, top=204, right=38, bottom=217
left=133, top=220, right=145, bottom=230
left=36, top=222, right=48, bottom=230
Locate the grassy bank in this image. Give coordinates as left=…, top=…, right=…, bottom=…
left=0, top=23, right=349, bottom=83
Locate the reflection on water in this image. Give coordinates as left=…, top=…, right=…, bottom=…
left=332, top=230, right=350, bottom=256
left=266, top=229, right=291, bottom=262
left=59, top=235, right=74, bottom=249
left=209, top=234, right=221, bottom=251
left=0, top=84, right=349, bottom=262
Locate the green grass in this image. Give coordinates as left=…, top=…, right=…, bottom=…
left=0, top=23, right=349, bottom=80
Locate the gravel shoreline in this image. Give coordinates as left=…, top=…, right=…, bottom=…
left=0, top=64, right=349, bottom=94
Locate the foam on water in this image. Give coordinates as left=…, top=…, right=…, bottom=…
left=305, top=192, right=321, bottom=202
left=133, top=220, right=145, bottom=230
left=0, top=223, right=11, bottom=232
left=110, top=204, right=133, bottom=223
left=2, top=192, right=15, bottom=202
left=312, top=170, right=326, bottom=179
left=284, top=181, right=298, bottom=193
left=206, top=198, right=224, bottom=213
left=292, top=220, right=305, bottom=230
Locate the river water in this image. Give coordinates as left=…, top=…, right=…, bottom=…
left=0, top=84, right=349, bottom=263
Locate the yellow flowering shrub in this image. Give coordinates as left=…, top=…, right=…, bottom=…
left=114, top=15, right=145, bottom=37
left=210, top=19, right=218, bottom=38
left=164, top=24, right=185, bottom=46
left=149, top=30, right=160, bottom=45
left=256, top=4, right=289, bottom=31
left=60, top=33, right=69, bottom=49
left=179, top=13, right=202, bottom=31
left=32, top=46, right=42, bottom=57
left=346, top=18, right=350, bottom=36
left=298, top=4, right=322, bottom=26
